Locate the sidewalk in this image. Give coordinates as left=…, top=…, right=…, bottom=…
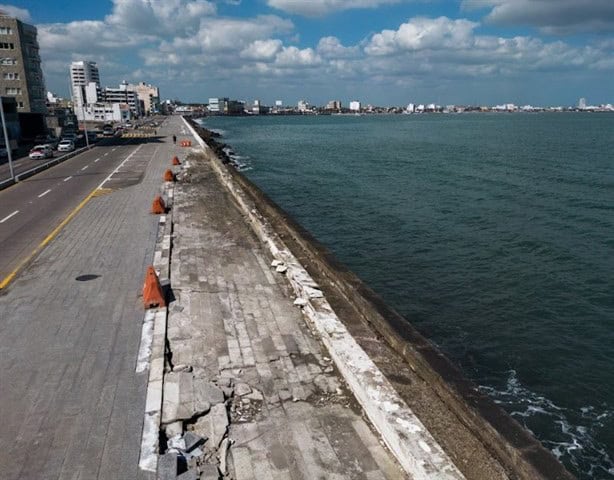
left=0, top=122, right=177, bottom=479
left=161, top=144, right=410, bottom=479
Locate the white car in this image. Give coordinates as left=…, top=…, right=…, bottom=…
left=57, top=140, right=75, bottom=152
left=29, top=145, right=54, bottom=159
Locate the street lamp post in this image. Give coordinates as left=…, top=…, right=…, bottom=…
left=81, top=103, right=90, bottom=149
left=0, top=96, right=15, bottom=181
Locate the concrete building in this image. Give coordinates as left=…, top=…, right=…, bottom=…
left=208, top=97, right=227, bottom=114
left=208, top=97, right=244, bottom=115
left=131, top=82, right=159, bottom=115
left=349, top=100, right=361, bottom=112
left=0, top=12, right=46, bottom=113
left=297, top=100, right=309, bottom=112
left=326, top=100, right=342, bottom=111
left=103, top=81, right=142, bottom=117
left=70, top=61, right=100, bottom=108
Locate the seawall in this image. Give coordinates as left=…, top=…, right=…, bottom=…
left=183, top=116, right=574, bottom=480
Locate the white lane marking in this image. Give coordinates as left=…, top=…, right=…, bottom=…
left=38, top=189, right=52, bottom=198
left=104, top=152, right=109, bottom=156
left=0, top=210, right=19, bottom=223
left=81, top=165, right=89, bottom=171
left=94, top=158, right=100, bottom=163
left=63, top=176, right=73, bottom=182
left=112, top=148, right=117, bottom=152
left=101, top=144, right=143, bottom=187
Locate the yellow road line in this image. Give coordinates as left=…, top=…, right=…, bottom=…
left=0, top=187, right=100, bottom=290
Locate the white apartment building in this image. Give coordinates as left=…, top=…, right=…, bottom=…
left=70, top=61, right=100, bottom=107
left=349, top=101, right=361, bottom=112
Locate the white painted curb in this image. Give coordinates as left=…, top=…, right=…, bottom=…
left=138, top=168, right=176, bottom=473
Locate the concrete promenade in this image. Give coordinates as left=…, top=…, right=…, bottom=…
left=162, top=143, right=409, bottom=479
left=0, top=123, right=174, bottom=478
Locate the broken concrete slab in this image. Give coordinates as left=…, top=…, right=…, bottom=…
left=177, top=470, right=199, bottom=480
left=192, top=404, right=229, bottom=450
left=162, top=371, right=212, bottom=424
left=195, top=379, right=225, bottom=406
left=200, top=464, right=220, bottom=480
left=183, top=432, right=205, bottom=452
left=234, top=383, right=251, bottom=397
left=246, top=389, right=263, bottom=401
left=157, top=451, right=178, bottom=480
left=165, top=421, right=184, bottom=439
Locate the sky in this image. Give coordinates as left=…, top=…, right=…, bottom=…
left=4, top=0, right=614, bottom=106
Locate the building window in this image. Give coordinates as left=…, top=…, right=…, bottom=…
left=0, top=27, right=12, bottom=35
left=0, top=57, right=17, bottom=65
left=17, top=101, right=24, bottom=108
left=0, top=42, right=14, bottom=49
left=5, top=87, right=21, bottom=95
left=3, top=72, right=19, bottom=80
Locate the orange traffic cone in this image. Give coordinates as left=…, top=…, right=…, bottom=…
left=164, top=169, right=175, bottom=182
left=172, top=156, right=181, bottom=166
left=151, top=195, right=166, bottom=214
left=143, top=266, right=166, bottom=309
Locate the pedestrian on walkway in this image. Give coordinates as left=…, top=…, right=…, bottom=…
left=172, top=135, right=176, bottom=144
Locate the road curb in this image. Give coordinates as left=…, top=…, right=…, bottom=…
left=138, top=167, right=176, bottom=473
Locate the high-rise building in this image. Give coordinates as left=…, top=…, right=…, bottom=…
left=103, top=81, right=142, bottom=117
left=578, top=98, right=587, bottom=110
left=70, top=61, right=100, bottom=107
left=0, top=12, right=46, bottom=113
left=130, top=82, right=160, bottom=115
left=349, top=101, right=361, bottom=112
left=326, top=100, right=342, bottom=110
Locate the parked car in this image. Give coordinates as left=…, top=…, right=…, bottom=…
left=29, top=145, right=54, bottom=159
left=57, top=140, right=75, bottom=152
left=102, top=127, right=115, bottom=137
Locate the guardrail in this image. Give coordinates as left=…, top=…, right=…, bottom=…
left=0, top=146, right=92, bottom=191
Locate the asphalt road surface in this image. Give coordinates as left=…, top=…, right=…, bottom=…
left=0, top=136, right=153, bottom=285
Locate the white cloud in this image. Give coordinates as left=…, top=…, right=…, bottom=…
left=275, top=46, right=321, bottom=67
left=317, top=36, right=360, bottom=58
left=106, top=0, right=216, bottom=35
left=462, top=0, right=614, bottom=34
left=241, top=39, right=283, bottom=60
left=267, top=0, right=405, bottom=17
left=365, top=17, right=478, bottom=55
left=0, top=4, right=31, bottom=22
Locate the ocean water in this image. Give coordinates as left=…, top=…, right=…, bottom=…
left=199, top=113, right=614, bottom=478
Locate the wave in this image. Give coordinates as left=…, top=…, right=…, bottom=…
left=479, top=370, right=614, bottom=479
left=223, top=147, right=252, bottom=171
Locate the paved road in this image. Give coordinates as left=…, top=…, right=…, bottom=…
left=0, top=116, right=183, bottom=479
left=0, top=136, right=149, bottom=284
left=0, top=139, right=109, bottom=184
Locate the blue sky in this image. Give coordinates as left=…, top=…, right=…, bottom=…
left=5, top=1, right=614, bottom=106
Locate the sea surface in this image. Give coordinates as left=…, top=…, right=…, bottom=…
left=198, top=113, right=614, bottom=479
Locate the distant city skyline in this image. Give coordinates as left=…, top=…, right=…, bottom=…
left=4, top=1, right=614, bottom=105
